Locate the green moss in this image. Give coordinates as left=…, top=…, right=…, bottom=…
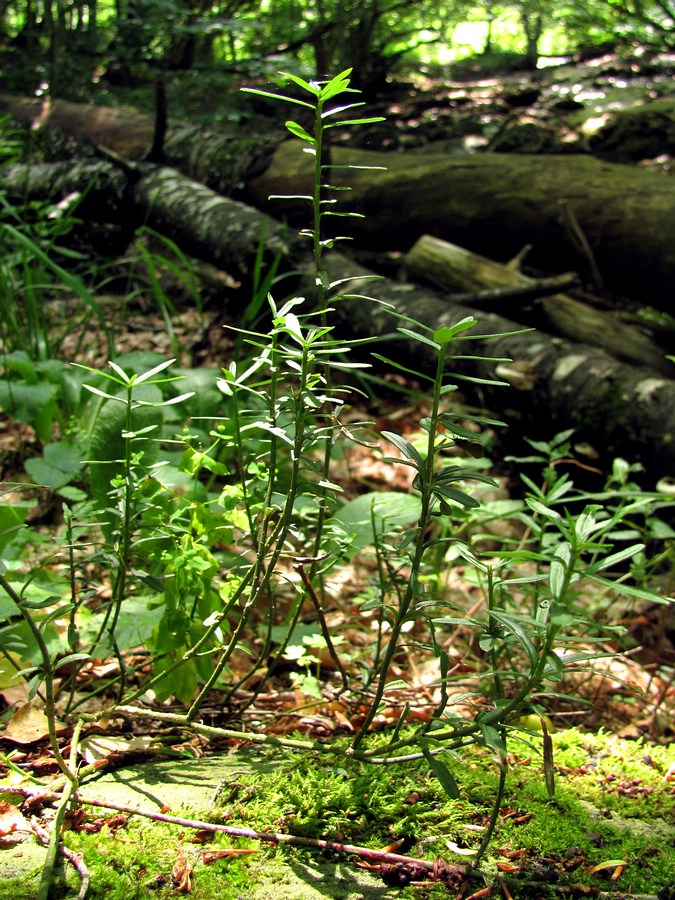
left=7, top=728, right=673, bottom=898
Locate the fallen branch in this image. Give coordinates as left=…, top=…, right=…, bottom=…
left=80, top=795, right=448, bottom=875
left=405, top=235, right=672, bottom=374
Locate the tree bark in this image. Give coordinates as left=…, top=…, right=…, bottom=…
left=405, top=235, right=673, bottom=376
left=246, top=142, right=675, bottom=311
left=3, top=154, right=675, bottom=478
left=317, top=254, right=675, bottom=480
left=2, top=93, right=675, bottom=308
left=0, top=160, right=302, bottom=290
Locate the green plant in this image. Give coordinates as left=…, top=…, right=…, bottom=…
left=122, top=228, right=204, bottom=358
left=0, top=198, right=112, bottom=360
left=2, top=69, right=674, bottom=900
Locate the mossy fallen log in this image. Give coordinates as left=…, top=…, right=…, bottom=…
left=3, top=156, right=675, bottom=477
left=1, top=92, right=674, bottom=309
left=405, top=235, right=673, bottom=375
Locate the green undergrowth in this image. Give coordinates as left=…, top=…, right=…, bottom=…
left=7, top=729, right=669, bottom=899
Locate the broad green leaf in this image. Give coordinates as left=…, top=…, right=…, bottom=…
left=25, top=441, right=83, bottom=490
left=332, top=491, right=421, bottom=553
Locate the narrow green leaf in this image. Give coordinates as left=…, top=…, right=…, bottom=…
left=269, top=194, right=313, bottom=201
left=282, top=71, right=318, bottom=93
left=20, top=594, right=62, bottom=610
left=550, top=542, right=571, bottom=601
left=108, top=361, right=131, bottom=382
left=527, top=498, right=561, bottom=519
left=328, top=116, right=386, bottom=127
left=480, top=722, right=506, bottom=752
left=82, top=384, right=124, bottom=403
left=586, top=544, right=645, bottom=574
left=381, top=431, right=424, bottom=466
left=432, top=483, right=480, bottom=508
left=54, top=653, right=91, bottom=671
left=383, top=679, right=409, bottom=691
left=587, top=574, right=671, bottom=603
left=371, top=353, right=433, bottom=382
left=321, top=102, right=365, bottom=118
left=134, top=358, right=177, bottom=384
left=398, top=327, right=440, bottom=349
left=420, top=745, right=460, bottom=800
left=433, top=326, right=457, bottom=346
left=241, top=87, right=314, bottom=109
left=285, top=121, right=316, bottom=143
left=489, top=610, right=538, bottom=669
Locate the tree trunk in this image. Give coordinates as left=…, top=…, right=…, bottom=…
left=1, top=93, right=674, bottom=308
left=405, top=235, right=673, bottom=376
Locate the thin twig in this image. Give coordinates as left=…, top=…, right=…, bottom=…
left=294, top=560, right=350, bottom=693
left=80, top=795, right=447, bottom=873
left=32, top=815, right=90, bottom=900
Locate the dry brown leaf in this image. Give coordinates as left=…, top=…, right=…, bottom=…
left=171, top=842, right=192, bottom=893
left=0, top=800, right=29, bottom=846
left=4, top=702, right=68, bottom=745
left=80, top=733, right=155, bottom=764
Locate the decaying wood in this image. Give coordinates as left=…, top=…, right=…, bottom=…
left=405, top=235, right=673, bottom=375
left=316, top=253, right=675, bottom=479
left=3, top=155, right=675, bottom=477
left=2, top=92, right=675, bottom=307
left=246, top=142, right=675, bottom=310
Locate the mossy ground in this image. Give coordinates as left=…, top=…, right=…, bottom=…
left=3, top=728, right=672, bottom=899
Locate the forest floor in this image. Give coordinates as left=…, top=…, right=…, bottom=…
left=1, top=51, right=674, bottom=899
left=1, top=295, right=674, bottom=899
left=89, top=48, right=675, bottom=169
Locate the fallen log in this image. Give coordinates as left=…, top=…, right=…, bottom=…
left=0, top=160, right=301, bottom=291
left=405, top=235, right=673, bottom=376
left=316, top=254, right=675, bottom=481
left=2, top=156, right=675, bottom=478
left=2, top=92, right=675, bottom=309
left=0, top=92, right=280, bottom=196
left=246, top=141, right=675, bottom=311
